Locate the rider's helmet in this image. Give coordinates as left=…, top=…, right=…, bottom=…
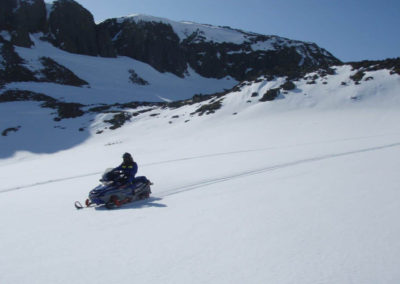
left=123, top=152, right=133, bottom=164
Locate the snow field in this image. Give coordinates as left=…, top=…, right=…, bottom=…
left=1, top=100, right=400, bottom=283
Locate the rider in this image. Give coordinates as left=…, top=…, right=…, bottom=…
left=112, top=152, right=138, bottom=189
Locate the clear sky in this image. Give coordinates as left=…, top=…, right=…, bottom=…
left=66, top=0, right=399, bottom=62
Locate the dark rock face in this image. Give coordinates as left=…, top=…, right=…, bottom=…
left=0, top=0, right=47, bottom=47
left=0, top=39, right=36, bottom=84
left=13, top=0, right=47, bottom=33
left=0, top=0, right=16, bottom=31
left=2, top=0, right=342, bottom=84
left=48, top=0, right=99, bottom=56
left=99, top=19, right=186, bottom=76
left=95, top=26, right=117, bottom=57
left=186, top=35, right=340, bottom=81
left=99, top=18, right=340, bottom=81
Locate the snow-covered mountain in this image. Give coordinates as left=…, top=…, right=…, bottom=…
left=1, top=0, right=339, bottom=83
left=98, top=13, right=339, bottom=79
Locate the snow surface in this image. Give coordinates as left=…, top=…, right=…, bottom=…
left=1, top=62, right=400, bottom=283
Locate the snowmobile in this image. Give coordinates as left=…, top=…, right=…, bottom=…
left=75, top=168, right=152, bottom=209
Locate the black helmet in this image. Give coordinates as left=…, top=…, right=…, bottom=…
left=123, top=152, right=133, bottom=164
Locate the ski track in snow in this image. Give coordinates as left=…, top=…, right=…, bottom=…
left=2, top=141, right=399, bottom=196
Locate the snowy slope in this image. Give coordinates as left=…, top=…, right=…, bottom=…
left=3, top=33, right=236, bottom=104
left=1, top=64, right=400, bottom=283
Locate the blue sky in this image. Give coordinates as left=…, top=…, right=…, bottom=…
left=69, top=0, right=399, bottom=62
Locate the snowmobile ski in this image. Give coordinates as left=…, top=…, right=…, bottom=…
left=74, top=201, right=84, bottom=209
left=74, top=199, right=97, bottom=210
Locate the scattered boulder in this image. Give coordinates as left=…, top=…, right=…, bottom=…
left=2, top=126, right=21, bottom=136
left=104, top=112, right=132, bottom=129
left=128, top=69, right=149, bottom=85
left=192, top=100, right=223, bottom=115
left=259, top=88, right=281, bottom=102
left=350, top=70, right=365, bottom=83
left=280, top=80, right=296, bottom=90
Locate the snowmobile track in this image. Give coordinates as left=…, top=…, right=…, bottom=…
left=157, top=141, right=400, bottom=198
left=1, top=141, right=400, bottom=195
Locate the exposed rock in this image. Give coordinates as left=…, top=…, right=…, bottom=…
left=48, top=102, right=85, bottom=120
left=349, top=58, right=400, bottom=76
left=1, top=0, right=47, bottom=47
left=95, top=26, right=117, bottom=57
left=192, top=100, right=223, bottom=115
left=10, top=29, right=33, bottom=47
left=104, top=112, right=132, bottom=130
left=0, top=40, right=36, bottom=84
left=2, top=126, right=21, bottom=136
left=99, top=19, right=186, bottom=77
left=260, top=88, right=280, bottom=102
left=38, top=57, right=89, bottom=86
left=0, top=0, right=16, bottom=31
left=128, top=69, right=149, bottom=85
left=280, top=80, right=296, bottom=90
left=0, top=89, right=85, bottom=120
left=2, top=0, right=342, bottom=84
left=0, top=90, right=55, bottom=103
left=350, top=70, right=365, bottom=83
left=48, top=0, right=99, bottom=56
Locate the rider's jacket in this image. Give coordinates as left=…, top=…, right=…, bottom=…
left=113, top=162, right=138, bottom=184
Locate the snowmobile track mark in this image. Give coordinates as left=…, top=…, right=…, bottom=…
left=1, top=141, right=400, bottom=194
left=158, top=141, right=400, bottom=198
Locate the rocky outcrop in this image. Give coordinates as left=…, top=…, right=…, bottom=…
left=98, top=19, right=186, bottom=76
left=38, top=57, right=89, bottom=86
left=0, top=89, right=85, bottom=120
left=47, top=0, right=98, bottom=56
left=1, top=0, right=341, bottom=83
left=0, top=39, right=36, bottom=84
left=99, top=17, right=340, bottom=81
left=0, top=0, right=47, bottom=47
left=260, top=88, right=281, bottom=102
left=349, top=58, right=400, bottom=76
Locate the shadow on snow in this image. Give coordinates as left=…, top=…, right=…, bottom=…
left=94, top=197, right=167, bottom=211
